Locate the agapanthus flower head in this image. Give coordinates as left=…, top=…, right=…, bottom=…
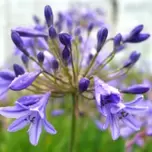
left=0, top=4, right=150, bottom=147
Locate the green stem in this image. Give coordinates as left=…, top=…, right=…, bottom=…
left=69, top=94, right=77, bottom=152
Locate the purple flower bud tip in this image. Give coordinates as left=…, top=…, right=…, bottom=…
left=59, top=33, right=72, bottom=47
left=44, top=5, right=53, bottom=27
left=33, top=15, right=40, bottom=24
left=51, top=58, right=59, bottom=70
left=96, top=27, right=108, bottom=52
left=74, top=27, right=81, bottom=36
left=37, top=52, right=44, bottom=63
left=11, top=31, right=29, bottom=56
left=114, top=33, right=122, bottom=48
left=48, top=26, right=57, bottom=39
left=79, top=77, right=90, bottom=92
left=121, top=84, right=150, bottom=94
left=21, top=54, right=29, bottom=65
left=62, top=46, right=70, bottom=60
left=0, top=71, right=15, bottom=81
left=123, top=51, right=141, bottom=68
left=130, top=51, right=141, bottom=62
left=13, top=64, right=25, bottom=77
left=11, top=31, right=24, bottom=50
left=124, top=24, right=150, bottom=43
left=131, top=24, right=144, bottom=36
left=87, top=22, right=94, bottom=32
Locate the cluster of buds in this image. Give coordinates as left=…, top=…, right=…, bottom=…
left=0, top=5, right=151, bottom=148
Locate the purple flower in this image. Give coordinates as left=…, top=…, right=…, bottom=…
left=96, top=95, right=148, bottom=140
left=0, top=92, right=57, bottom=145
left=94, top=77, right=121, bottom=115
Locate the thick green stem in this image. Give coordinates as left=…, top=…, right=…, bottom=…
left=69, top=94, right=77, bottom=152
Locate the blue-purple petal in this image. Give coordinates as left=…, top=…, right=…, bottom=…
left=16, top=94, right=43, bottom=107
left=30, top=92, right=51, bottom=118
left=8, top=115, right=30, bottom=132
left=43, top=119, right=57, bottom=134
left=109, top=114, right=120, bottom=140
left=28, top=116, right=42, bottom=146
left=0, top=106, right=29, bottom=118
left=122, top=115, right=140, bottom=131
left=9, top=71, right=40, bottom=91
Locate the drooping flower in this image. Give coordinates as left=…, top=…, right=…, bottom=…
left=0, top=92, right=57, bottom=145
left=95, top=80, right=148, bottom=140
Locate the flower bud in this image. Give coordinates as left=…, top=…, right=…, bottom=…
left=48, top=26, right=57, bottom=39
left=0, top=71, right=15, bottom=81
left=121, top=84, right=150, bottom=94
left=13, top=27, right=47, bottom=38
left=129, top=51, right=141, bottom=63
left=13, top=64, right=25, bottom=77
left=130, top=24, right=144, bottom=36
left=44, top=5, right=53, bottom=27
left=123, top=24, right=150, bottom=43
left=123, top=51, right=141, bottom=68
left=51, top=58, right=59, bottom=70
left=74, top=27, right=81, bottom=36
left=114, top=33, right=122, bottom=48
left=59, top=33, right=72, bottom=47
left=11, top=31, right=29, bottom=56
left=37, top=52, right=44, bottom=63
left=62, top=46, right=70, bottom=60
left=96, top=27, right=108, bottom=52
left=21, top=54, right=29, bottom=65
left=87, top=22, right=94, bottom=32
left=33, top=15, right=40, bottom=24
left=79, top=77, right=90, bottom=92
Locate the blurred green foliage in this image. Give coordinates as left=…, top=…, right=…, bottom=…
left=0, top=114, right=125, bottom=152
